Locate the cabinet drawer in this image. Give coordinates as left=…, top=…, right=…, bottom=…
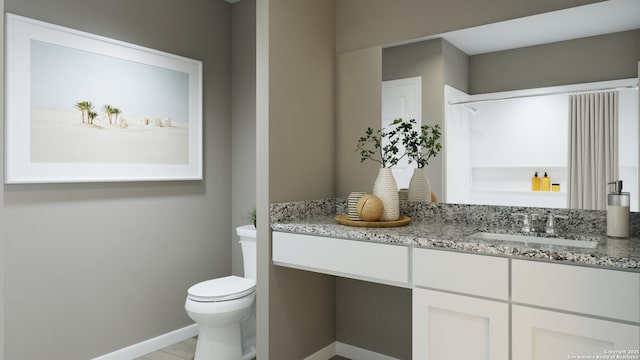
left=512, top=260, right=640, bottom=322
left=413, top=248, right=509, bottom=300
left=272, top=232, right=410, bottom=287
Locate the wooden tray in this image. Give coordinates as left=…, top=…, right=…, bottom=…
left=335, top=214, right=411, bottom=228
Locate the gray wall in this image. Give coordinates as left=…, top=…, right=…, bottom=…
left=470, top=29, right=640, bottom=94
left=336, top=278, right=412, bottom=359
left=256, top=0, right=269, bottom=357
left=336, top=46, right=382, bottom=197
left=443, top=40, right=470, bottom=94
left=336, top=0, right=601, bottom=53
left=268, top=0, right=337, bottom=203
left=259, top=0, right=337, bottom=359
left=1, top=0, right=232, bottom=359
left=231, top=0, right=257, bottom=277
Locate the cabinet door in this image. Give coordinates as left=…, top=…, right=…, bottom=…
left=513, top=305, right=640, bottom=360
left=413, top=288, right=509, bottom=360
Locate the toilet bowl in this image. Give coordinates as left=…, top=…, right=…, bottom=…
left=185, top=225, right=257, bottom=360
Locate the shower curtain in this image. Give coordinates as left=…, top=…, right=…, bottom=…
left=568, top=91, right=619, bottom=210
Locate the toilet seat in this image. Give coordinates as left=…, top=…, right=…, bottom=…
left=188, top=275, right=256, bottom=302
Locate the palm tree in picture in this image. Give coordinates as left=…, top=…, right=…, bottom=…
left=112, top=107, right=122, bottom=126
left=85, top=102, right=95, bottom=124
left=74, top=101, right=91, bottom=124
left=103, top=104, right=115, bottom=125
left=88, top=110, right=98, bottom=125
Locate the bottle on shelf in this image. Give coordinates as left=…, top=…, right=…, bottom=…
left=541, top=172, right=551, bottom=191
left=531, top=172, right=541, bottom=191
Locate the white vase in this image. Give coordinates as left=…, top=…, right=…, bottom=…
left=408, top=167, right=432, bottom=203
left=373, top=168, right=400, bottom=221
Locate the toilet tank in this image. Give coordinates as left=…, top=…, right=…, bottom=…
left=236, top=225, right=257, bottom=280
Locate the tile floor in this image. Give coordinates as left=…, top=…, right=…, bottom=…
left=135, top=337, right=350, bottom=360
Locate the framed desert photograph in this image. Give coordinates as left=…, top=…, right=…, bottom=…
left=5, top=13, right=203, bottom=183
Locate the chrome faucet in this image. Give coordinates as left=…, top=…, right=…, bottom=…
left=511, top=213, right=530, bottom=232
left=529, top=213, right=543, bottom=232
left=545, top=213, right=568, bottom=235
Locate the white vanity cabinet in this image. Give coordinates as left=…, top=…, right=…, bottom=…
left=272, top=229, right=640, bottom=359
left=511, top=259, right=640, bottom=359
left=412, top=249, right=510, bottom=360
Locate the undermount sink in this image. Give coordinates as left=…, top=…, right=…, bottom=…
left=468, top=232, right=598, bottom=249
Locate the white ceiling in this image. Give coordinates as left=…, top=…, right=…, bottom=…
left=387, top=0, right=640, bottom=55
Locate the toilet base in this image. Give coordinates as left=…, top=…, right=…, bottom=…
left=195, top=323, right=242, bottom=360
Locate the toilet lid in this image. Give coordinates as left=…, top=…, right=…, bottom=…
left=188, top=275, right=256, bottom=302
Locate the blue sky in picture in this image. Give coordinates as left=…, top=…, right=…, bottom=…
left=30, top=39, right=190, bottom=124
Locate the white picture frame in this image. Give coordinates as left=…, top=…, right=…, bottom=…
left=5, top=13, right=203, bottom=183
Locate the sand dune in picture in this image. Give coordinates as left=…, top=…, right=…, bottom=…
left=31, top=109, right=189, bottom=164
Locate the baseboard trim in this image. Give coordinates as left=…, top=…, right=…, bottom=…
left=303, top=342, right=336, bottom=360
left=336, top=342, right=400, bottom=360
left=304, top=341, right=400, bottom=360
left=91, top=323, right=198, bottom=360
left=93, top=329, right=400, bottom=360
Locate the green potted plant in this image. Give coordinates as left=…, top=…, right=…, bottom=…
left=355, top=119, right=405, bottom=221
left=246, top=208, right=256, bottom=228
left=356, top=118, right=405, bottom=168
left=399, top=118, right=442, bottom=202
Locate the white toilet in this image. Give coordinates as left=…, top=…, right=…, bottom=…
left=185, top=225, right=257, bottom=360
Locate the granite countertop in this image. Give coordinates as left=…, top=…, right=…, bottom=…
left=272, top=213, right=640, bottom=272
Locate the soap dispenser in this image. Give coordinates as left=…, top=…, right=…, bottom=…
left=607, top=180, right=630, bottom=238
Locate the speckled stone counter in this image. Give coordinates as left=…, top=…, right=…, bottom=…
left=271, top=199, right=640, bottom=271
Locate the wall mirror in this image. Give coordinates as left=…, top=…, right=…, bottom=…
left=381, top=0, right=640, bottom=211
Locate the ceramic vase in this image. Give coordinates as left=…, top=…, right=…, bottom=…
left=373, top=168, right=400, bottom=221
left=408, top=167, right=432, bottom=203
